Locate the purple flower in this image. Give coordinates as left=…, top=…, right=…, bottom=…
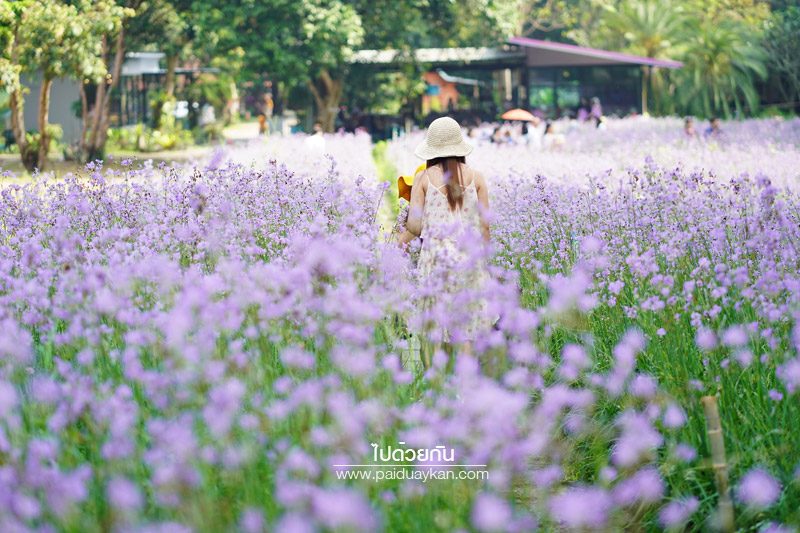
left=12, top=492, right=41, bottom=520
left=673, top=443, right=697, bottom=462
left=239, top=508, right=265, bottom=533
left=107, top=477, right=142, bottom=512
left=658, top=497, right=699, bottom=528
left=549, top=486, right=612, bottom=529
left=736, top=468, right=782, bottom=509
left=721, top=325, right=748, bottom=347
left=662, top=403, right=686, bottom=429
left=0, top=381, right=18, bottom=420
left=471, top=492, right=512, bottom=532
left=613, top=467, right=664, bottom=506
left=274, top=513, right=315, bottom=533
left=311, top=488, right=378, bottom=531
left=531, top=465, right=563, bottom=488
left=612, top=410, right=663, bottom=467
left=696, top=328, right=717, bottom=351
left=629, top=375, right=658, bottom=399
left=777, top=357, right=800, bottom=394
left=0, top=319, right=34, bottom=366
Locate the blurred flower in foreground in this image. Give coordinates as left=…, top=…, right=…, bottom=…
left=736, top=468, right=782, bottom=509
left=658, top=497, right=699, bottom=528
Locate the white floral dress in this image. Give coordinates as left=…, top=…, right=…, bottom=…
left=414, top=166, right=489, bottom=342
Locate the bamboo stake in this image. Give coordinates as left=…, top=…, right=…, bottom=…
left=701, top=395, right=735, bottom=532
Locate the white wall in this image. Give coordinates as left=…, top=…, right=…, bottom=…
left=21, top=73, right=83, bottom=145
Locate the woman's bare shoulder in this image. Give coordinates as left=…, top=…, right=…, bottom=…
left=413, top=167, right=431, bottom=192
left=468, top=167, right=488, bottom=188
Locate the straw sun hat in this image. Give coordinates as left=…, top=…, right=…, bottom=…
left=414, top=117, right=473, bottom=160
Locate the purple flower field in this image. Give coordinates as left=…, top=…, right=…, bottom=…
left=1, top=118, right=799, bottom=531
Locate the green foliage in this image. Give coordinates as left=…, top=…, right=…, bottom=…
left=23, top=123, right=63, bottom=154
left=185, top=73, right=233, bottom=115
left=346, top=67, right=427, bottom=115
left=763, top=6, right=800, bottom=109
left=190, top=0, right=363, bottom=87
left=0, top=0, right=24, bottom=92
left=565, top=0, right=770, bottom=118
left=0, top=0, right=130, bottom=170
left=486, top=0, right=592, bottom=40
left=674, top=17, right=767, bottom=118
left=194, top=121, right=225, bottom=143
left=107, top=123, right=193, bottom=152
left=13, top=0, right=128, bottom=83
left=126, top=0, right=191, bottom=55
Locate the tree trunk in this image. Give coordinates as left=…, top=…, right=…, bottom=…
left=83, top=27, right=125, bottom=162
left=96, top=31, right=125, bottom=152
left=8, top=84, right=34, bottom=171
left=308, top=69, right=343, bottom=132
left=84, top=36, right=108, bottom=159
left=165, top=54, right=178, bottom=97
left=36, top=77, right=54, bottom=171
left=7, top=26, right=36, bottom=172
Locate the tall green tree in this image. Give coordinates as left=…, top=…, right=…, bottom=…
left=79, top=0, right=146, bottom=163
left=191, top=0, right=363, bottom=132
left=763, top=6, right=800, bottom=113
left=484, top=0, right=593, bottom=40
left=79, top=0, right=200, bottom=160
left=0, top=0, right=129, bottom=171
left=126, top=0, right=193, bottom=97
left=578, top=0, right=689, bottom=114
left=675, top=18, right=767, bottom=117
left=568, top=0, right=769, bottom=118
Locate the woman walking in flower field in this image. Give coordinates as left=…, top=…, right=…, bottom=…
left=397, top=117, right=492, bottom=364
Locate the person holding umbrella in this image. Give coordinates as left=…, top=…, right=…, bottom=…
left=500, top=108, right=540, bottom=148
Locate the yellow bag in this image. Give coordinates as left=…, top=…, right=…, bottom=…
left=397, top=164, right=427, bottom=202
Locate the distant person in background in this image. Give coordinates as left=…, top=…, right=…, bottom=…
left=542, top=122, right=565, bottom=150
left=199, top=103, right=216, bottom=126
left=684, top=117, right=697, bottom=139
left=704, top=117, right=722, bottom=139
left=490, top=125, right=503, bottom=144
left=304, top=121, right=326, bottom=153
left=264, top=92, right=274, bottom=118
left=577, top=99, right=590, bottom=122
left=590, top=97, right=603, bottom=121
left=527, top=116, right=544, bottom=150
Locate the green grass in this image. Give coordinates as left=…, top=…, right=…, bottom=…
left=372, top=140, right=400, bottom=235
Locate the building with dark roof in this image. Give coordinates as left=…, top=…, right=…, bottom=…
left=349, top=37, right=682, bottom=120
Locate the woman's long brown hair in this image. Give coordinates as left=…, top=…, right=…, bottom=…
left=426, top=156, right=466, bottom=210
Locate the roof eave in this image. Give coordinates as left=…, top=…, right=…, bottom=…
left=508, top=36, right=683, bottom=69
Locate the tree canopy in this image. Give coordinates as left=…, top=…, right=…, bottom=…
left=1, top=0, right=795, bottom=162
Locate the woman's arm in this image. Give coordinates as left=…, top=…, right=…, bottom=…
left=397, top=229, right=416, bottom=246
left=404, top=171, right=426, bottom=238
left=475, top=172, right=490, bottom=242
